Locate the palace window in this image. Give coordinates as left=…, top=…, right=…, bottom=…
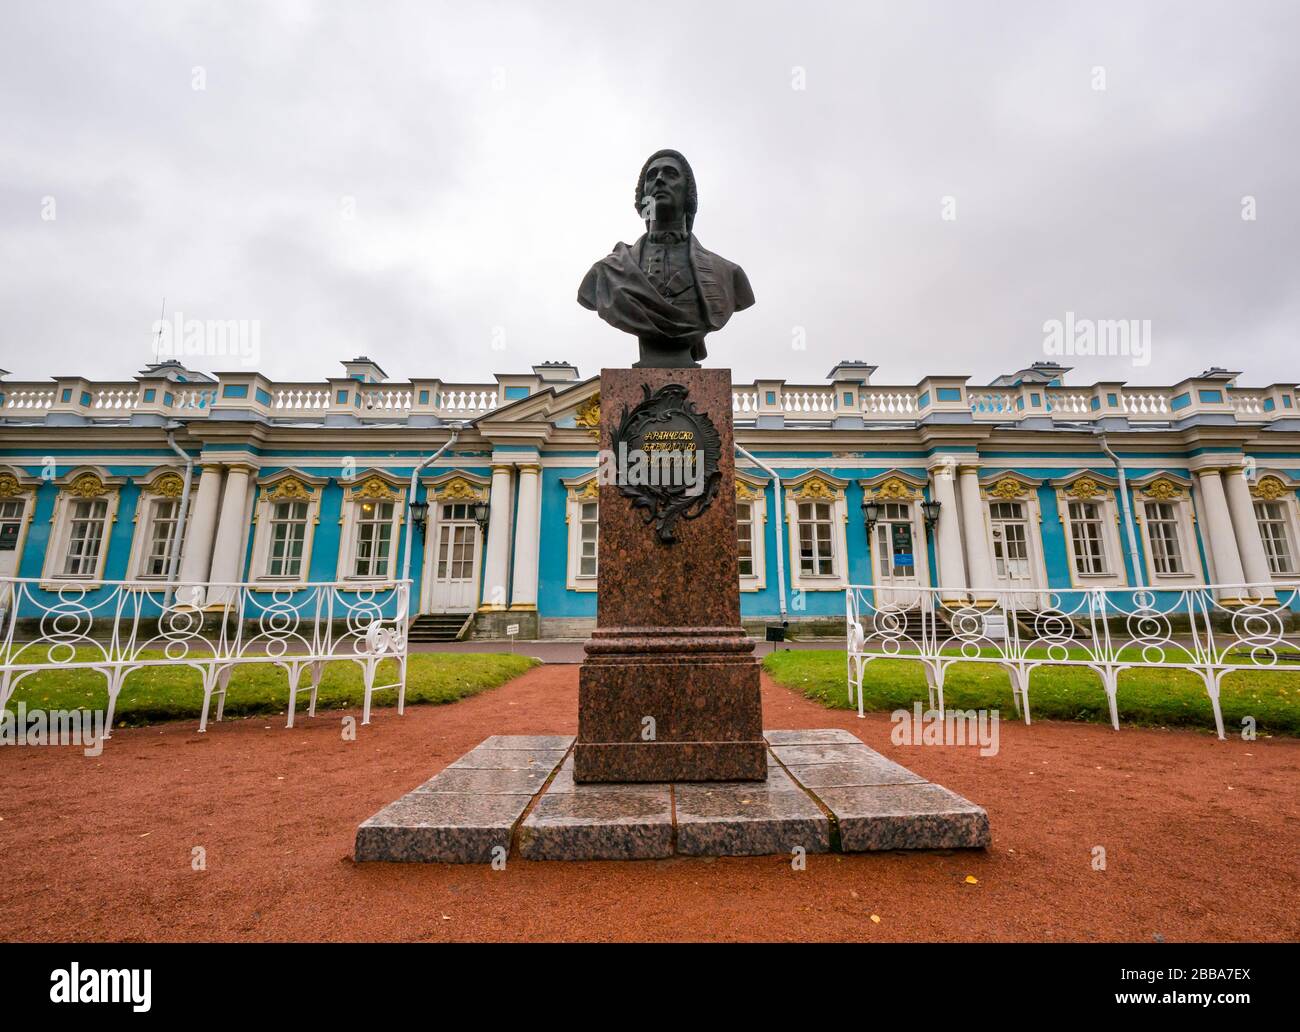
left=140, top=497, right=179, bottom=578
left=267, top=501, right=309, bottom=578
left=797, top=501, right=835, bottom=577
left=62, top=499, right=109, bottom=577
left=989, top=501, right=1032, bottom=581
left=1254, top=500, right=1295, bottom=575
left=577, top=501, right=598, bottom=578
left=736, top=501, right=755, bottom=577
left=353, top=499, right=396, bottom=578
left=1143, top=501, right=1185, bottom=576
left=1066, top=500, right=1110, bottom=576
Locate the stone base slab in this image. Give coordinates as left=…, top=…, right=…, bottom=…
left=355, top=731, right=989, bottom=863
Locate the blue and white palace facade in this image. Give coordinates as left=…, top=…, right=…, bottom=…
left=2, top=355, right=1299, bottom=638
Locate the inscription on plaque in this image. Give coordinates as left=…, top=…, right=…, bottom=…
left=606, top=383, right=721, bottom=544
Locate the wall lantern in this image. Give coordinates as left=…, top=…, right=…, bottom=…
left=921, top=498, right=942, bottom=530
left=409, top=500, right=429, bottom=533
left=861, top=498, right=882, bottom=535
left=472, top=500, right=491, bottom=531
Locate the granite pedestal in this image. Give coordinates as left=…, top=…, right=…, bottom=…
left=354, top=731, right=990, bottom=863
left=574, top=367, right=765, bottom=783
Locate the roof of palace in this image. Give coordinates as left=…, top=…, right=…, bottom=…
left=1, top=356, right=1297, bottom=438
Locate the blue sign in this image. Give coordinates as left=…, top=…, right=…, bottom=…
left=894, top=553, right=914, bottom=568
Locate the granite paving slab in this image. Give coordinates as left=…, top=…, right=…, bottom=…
left=675, top=775, right=831, bottom=856
left=816, top=783, right=991, bottom=851
left=355, top=730, right=989, bottom=863
left=781, top=758, right=925, bottom=789
left=478, top=734, right=575, bottom=751
left=415, top=766, right=551, bottom=795
left=768, top=742, right=881, bottom=766
left=448, top=748, right=569, bottom=770
left=518, top=785, right=674, bottom=860
left=764, top=729, right=861, bottom=746
left=354, top=792, right=530, bottom=863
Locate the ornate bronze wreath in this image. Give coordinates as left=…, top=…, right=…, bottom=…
left=611, top=383, right=721, bottom=543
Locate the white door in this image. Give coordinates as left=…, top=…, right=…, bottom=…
left=988, top=500, right=1042, bottom=610
left=873, top=502, right=922, bottom=611
left=424, top=503, right=481, bottom=613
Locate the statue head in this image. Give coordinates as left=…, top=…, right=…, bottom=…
left=635, top=149, right=698, bottom=230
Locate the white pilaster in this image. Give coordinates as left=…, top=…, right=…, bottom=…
left=958, top=465, right=996, bottom=603
left=479, top=464, right=514, bottom=610
left=509, top=463, right=542, bottom=610
left=1223, top=467, right=1276, bottom=600
left=1194, top=469, right=1248, bottom=600
left=207, top=464, right=254, bottom=605
left=929, top=462, right=968, bottom=602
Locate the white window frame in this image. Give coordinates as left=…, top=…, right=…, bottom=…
left=40, top=471, right=121, bottom=586
left=1249, top=478, right=1300, bottom=579
left=250, top=476, right=323, bottom=584
left=1134, top=481, right=1202, bottom=586
left=735, top=478, right=768, bottom=591
left=338, top=476, right=406, bottom=584
left=1056, top=479, right=1127, bottom=587
left=0, top=470, right=38, bottom=581
left=565, top=477, right=600, bottom=592
left=127, top=471, right=193, bottom=580
left=784, top=476, right=849, bottom=591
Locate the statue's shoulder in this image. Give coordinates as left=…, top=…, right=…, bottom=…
left=690, top=236, right=742, bottom=275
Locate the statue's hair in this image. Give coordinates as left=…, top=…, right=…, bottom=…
left=635, top=149, right=698, bottom=230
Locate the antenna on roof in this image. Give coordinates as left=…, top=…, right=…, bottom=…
left=153, top=297, right=166, bottom=359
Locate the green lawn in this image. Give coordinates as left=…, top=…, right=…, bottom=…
left=763, top=648, right=1300, bottom=737
left=2, top=650, right=539, bottom=727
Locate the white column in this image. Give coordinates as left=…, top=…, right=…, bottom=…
left=509, top=463, right=542, bottom=610
left=1194, top=469, right=1248, bottom=600
left=957, top=465, right=996, bottom=604
left=479, top=464, right=514, bottom=610
left=207, top=464, right=254, bottom=605
left=177, top=464, right=224, bottom=604
left=929, top=464, right=968, bottom=603
left=1223, top=468, right=1276, bottom=600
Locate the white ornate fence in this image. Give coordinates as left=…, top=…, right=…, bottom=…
left=845, top=582, right=1300, bottom=739
left=0, top=578, right=410, bottom=738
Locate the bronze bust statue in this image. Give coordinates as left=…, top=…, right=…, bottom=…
left=578, top=149, right=755, bottom=368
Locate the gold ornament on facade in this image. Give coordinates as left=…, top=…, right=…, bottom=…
left=1141, top=478, right=1183, bottom=501
left=574, top=393, right=600, bottom=438
left=568, top=479, right=600, bottom=502
left=871, top=477, right=917, bottom=502
left=68, top=473, right=108, bottom=498
left=351, top=475, right=397, bottom=500
left=988, top=478, right=1026, bottom=501
left=735, top=480, right=763, bottom=502
left=1251, top=475, right=1289, bottom=501
left=439, top=476, right=487, bottom=502
left=794, top=477, right=839, bottom=501
left=1066, top=477, right=1107, bottom=501
left=267, top=477, right=313, bottom=502
left=150, top=472, right=185, bottom=498
left=0, top=472, right=26, bottom=498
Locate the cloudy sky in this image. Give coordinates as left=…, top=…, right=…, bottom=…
left=2, top=0, right=1297, bottom=389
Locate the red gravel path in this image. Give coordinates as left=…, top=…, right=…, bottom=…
left=1, top=665, right=1296, bottom=942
